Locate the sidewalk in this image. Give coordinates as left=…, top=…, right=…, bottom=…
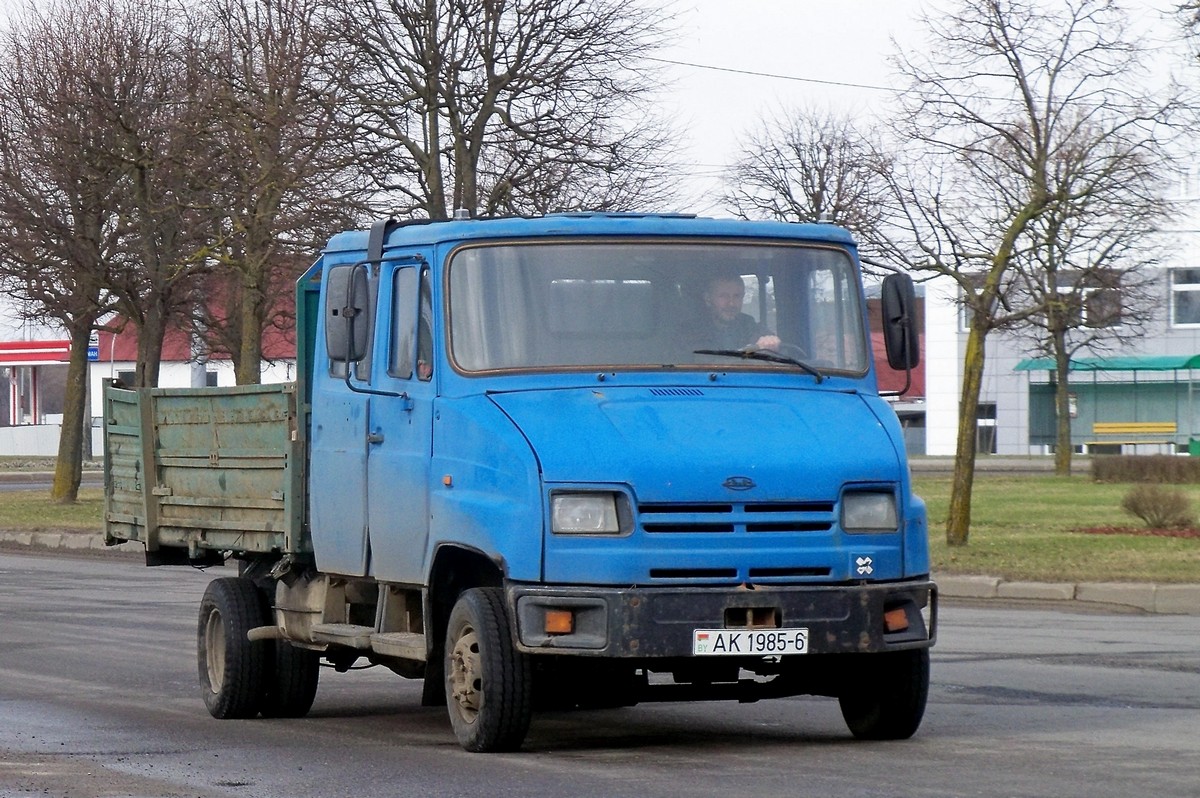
left=2, top=528, right=1197, bottom=616
left=935, top=573, right=1200, bottom=615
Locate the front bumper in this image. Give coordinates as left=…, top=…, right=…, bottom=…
left=507, top=579, right=936, bottom=657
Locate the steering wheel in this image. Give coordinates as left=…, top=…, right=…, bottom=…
left=776, top=342, right=809, bottom=360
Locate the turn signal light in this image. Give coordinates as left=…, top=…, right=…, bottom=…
left=544, top=609, right=575, bottom=635
left=884, top=607, right=910, bottom=633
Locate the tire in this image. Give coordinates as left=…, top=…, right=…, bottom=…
left=198, top=577, right=269, bottom=719
left=250, top=586, right=320, bottom=719
left=838, top=648, right=930, bottom=740
left=260, top=641, right=320, bottom=719
left=443, top=588, right=532, bottom=752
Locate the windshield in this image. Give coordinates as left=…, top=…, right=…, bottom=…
left=448, top=240, right=868, bottom=375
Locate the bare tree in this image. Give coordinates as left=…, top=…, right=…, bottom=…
left=77, top=0, right=212, bottom=388
left=1006, top=125, right=1172, bottom=476
left=0, top=0, right=135, bottom=501
left=723, top=106, right=892, bottom=245
left=324, top=0, right=678, bottom=219
left=870, top=0, right=1182, bottom=544
left=187, top=0, right=369, bottom=385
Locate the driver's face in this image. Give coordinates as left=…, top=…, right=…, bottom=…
left=705, top=278, right=746, bottom=324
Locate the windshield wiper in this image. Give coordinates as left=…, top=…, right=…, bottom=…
left=694, top=349, right=824, bottom=383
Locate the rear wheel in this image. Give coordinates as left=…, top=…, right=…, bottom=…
left=838, top=649, right=930, bottom=740
left=260, top=641, right=320, bottom=718
left=198, top=577, right=268, bottom=719
left=251, top=585, right=320, bottom=719
left=443, top=588, right=532, bottom=752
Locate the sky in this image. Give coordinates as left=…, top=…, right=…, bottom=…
left=0, top=0, right=1188, bottom=214
left=656, top=0, right=925, bottom=211
left=655, top=0, right=1194, bottom=213
left=0, top=0, right=1194, bottom=337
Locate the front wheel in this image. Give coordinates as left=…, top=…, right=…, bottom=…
left=443, top=588, right=532, bottom=752
left=198, top=577, right=268, bottom=719
left=838, top=649, right=930, bottom=740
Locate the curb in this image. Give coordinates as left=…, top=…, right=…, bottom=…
left=0, top=530, right=142, bottom=555
left=935, top=574, right=1200, bottom=616
left=3, top=532, right=1196, bottom=615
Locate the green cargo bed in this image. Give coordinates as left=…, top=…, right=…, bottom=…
left=103, top=382, right=310, bottom=558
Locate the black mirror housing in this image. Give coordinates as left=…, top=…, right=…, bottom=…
left=881, top=273, right=920, bottom=371
left=325, top=264, right=370, bottom=363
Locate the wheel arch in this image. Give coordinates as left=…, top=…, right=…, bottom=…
left=417, top=543, right=506, bottom=708
left=426, top=543, right=506, bottom=648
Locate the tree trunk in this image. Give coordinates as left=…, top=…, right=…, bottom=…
left=135, top=304, right=168, bottom=387
left=1052, top=329, right=1073, bottom=477
left=51, top=322, right=93, bottom=503
left=946, top=320, right=988, bottom=546
left=236, top=269, right=265, bottom=385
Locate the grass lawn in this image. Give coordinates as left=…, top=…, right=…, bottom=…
left=916, top=474, right=1200, bottom=583
left=0, top=488, right=105, bottom=530
left=1, top=476, right=1198, bottom=584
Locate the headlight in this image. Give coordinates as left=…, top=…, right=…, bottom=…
left=551, top=492, right=622, bottom=535
left=842, top=490, right=899, bottom=532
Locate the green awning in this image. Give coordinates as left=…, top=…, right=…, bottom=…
left=1014, top=355, right=1200, bottom=372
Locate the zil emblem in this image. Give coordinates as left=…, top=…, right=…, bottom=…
left=723, top=476, right=756, bottom=491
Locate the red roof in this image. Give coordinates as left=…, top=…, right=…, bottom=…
left=95, top=320, right=296, bottom=363
left=0, top=340, right=71, bottom=365
left=94, top=275, right=299, bottom=364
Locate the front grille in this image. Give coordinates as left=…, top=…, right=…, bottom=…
left=749, top=566, right=831, bottom=578
left=649, top=567, right=739, bottom=579
left=638, top=501, right=835, bottom=534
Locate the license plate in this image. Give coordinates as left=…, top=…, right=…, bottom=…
left=692, top=628, right=809, bottom=656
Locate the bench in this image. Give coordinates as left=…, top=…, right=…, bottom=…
left=1091, top=422, right=1177, bottom=436
left=1087, top=421, right=1179, bottom=449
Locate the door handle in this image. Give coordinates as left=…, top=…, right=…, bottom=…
left=367, top=430, right=385, bottom=444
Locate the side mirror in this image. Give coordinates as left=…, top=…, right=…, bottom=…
left=881, top=273, right=920, bottom=370
left=325, top=264, right=370, bottom=363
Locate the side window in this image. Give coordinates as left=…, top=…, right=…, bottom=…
left=354, top=270, right=379, bottom=382
left=417, top=268, right=433, bottom=381
left=390, top=267, right=418, bottom=378
left=742, top=273, right=775, bottom=330
left=1170, top=268, right=1200, bottom=327
left=807, top=264, right=862, bottom=369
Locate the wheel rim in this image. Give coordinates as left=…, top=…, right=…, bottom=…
left=205, top=608, right=226, bottom=694
left=448, top=625, right=482, bottom=724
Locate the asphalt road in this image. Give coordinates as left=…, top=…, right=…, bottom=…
left=1, top=550, right=1197, bottom=798
left=0, top=473, right=102, bottom=493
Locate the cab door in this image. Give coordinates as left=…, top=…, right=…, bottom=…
left=308, top=259, right=379, bottom=576
left=365, top=263, right=435, bottom=584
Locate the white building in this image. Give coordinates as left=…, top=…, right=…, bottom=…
left=922, top=186, right=1200, bottom=458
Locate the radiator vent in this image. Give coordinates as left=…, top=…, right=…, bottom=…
left=648, top=388, right=705, bottom=397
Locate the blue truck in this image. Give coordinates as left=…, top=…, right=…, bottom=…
left=103, top=212, right=934, bottom=752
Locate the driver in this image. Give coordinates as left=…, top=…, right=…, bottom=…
left=689, top=270, right=780, bottom=352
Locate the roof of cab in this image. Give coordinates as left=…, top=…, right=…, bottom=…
left=321, top=212, right=857, bottom=255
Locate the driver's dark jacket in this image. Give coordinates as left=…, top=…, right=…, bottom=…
left=683, top=312, right=771, bottom=351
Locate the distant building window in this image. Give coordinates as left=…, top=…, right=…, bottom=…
left=116, top=370, right=136, bottom=387
left=206, top=371, right=219, bottom=387
left=1170, top=268, right=1200, bottom=327
left=976, top=402, right=997, bottom=454
left=1084, top=287, right=1121, bottom=328
left=1056, top=285, right=1122, bottom=329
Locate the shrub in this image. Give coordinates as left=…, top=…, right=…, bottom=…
left=1092, top=455, right=1200, bottom=484
left=1120, top=484, right=1195, bottom=529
